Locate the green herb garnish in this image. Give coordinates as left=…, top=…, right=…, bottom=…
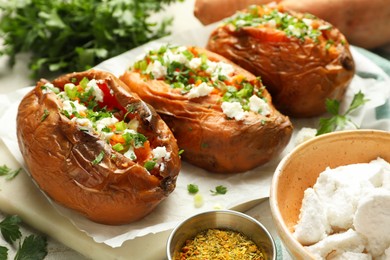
left=316, top=91, right=368, bottom=135
left=92, top=151, right=105, bottom=165
left=0, top=0, right=183, bottom=79
left=41, top=109, right=50, bottom=122
left=14, top=234, right=47, bottom=260
left=210, top=185, right=228, bottom=196
left=0, top=165, right=21, bottom=180
left=0, top=215, right=22, bottom=244
left=187, top=184, right=199, bottom=194
left=144, top=160, right=157, bottom=171
left=0, top=215, right=47, bottom=260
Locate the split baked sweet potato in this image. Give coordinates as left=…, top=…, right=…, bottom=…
left=120, top=45, right=293, bottom=173
left=16, top=70, right=181, bottom=225
left=206, top=3, right=355, bottom=118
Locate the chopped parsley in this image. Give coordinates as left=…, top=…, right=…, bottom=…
left=187, top=183, right=199, bottom=194
left=131, top=45, right=266, bottom=114
left=223, top=5, right=330, bottom=42
left=43, top=77, right=167, bottom=172
left=91, top=151, right=105, bottom=165
left=210, top=185, right=228, bottom=196
left=0, top=165, right=21, bottom=180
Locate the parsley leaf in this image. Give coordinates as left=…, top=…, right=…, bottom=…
left=0, top=0, right=183, bottom=79
left=14, top=235, right=47, bottom=260
left=316, top=91, right=368, bottom=136
left=187, top=184, right=199, bottom=194
left=0, top=246, right=7, bottom=260
left=0, top=215, right=22, bottom=244
left=91, top=151, right=105, bottom=165
left=210, top=185, right=228, bottom=196
left=0, top=165, right=21, bottom=180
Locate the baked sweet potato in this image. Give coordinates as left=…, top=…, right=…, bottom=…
left=206, top=4, right=355, bottom=118
left=16, top=69, right=180, bottom=225
left=120, top=45, right=293, bottom=173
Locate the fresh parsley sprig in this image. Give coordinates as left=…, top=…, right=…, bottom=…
left=316, top=91, right=368, bottom=135
left=0, top=215, right=47, bottom=260
left=0, top=215, right=22, bottom=244
left=0, top=0, right=183, bottom=79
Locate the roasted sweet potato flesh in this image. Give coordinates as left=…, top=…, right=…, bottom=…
left=206, top=4, right=355, bottom=118
left=120, top=45, right=293, bottom=173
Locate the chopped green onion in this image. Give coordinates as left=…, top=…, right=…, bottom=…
left=92, top=151, right=105, bottom=165
left=144, top=161, right=156, bottom=171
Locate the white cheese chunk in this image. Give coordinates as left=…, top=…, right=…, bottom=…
left=248, top=95, right=270, bottom=116
left=306, top=229, right=367, bottom=259
left=62, top=100, right=87, bottom=116
left=146, top=60, right=167, bottom=79
left=353, top=189, right=390, bottom=258
left=152, top=146, right=171, bottom=161
left=86, top=79, right=104, bottom=102
left=186, top=82, right=214, bottom=99
left=294, top=188, right=330, bottom=245
left=221, top=101, right=245, bottom=121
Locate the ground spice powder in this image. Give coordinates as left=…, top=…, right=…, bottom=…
left=175, top=228, right=267, bottom=260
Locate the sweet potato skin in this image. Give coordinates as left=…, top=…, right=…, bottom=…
left=206, top=5, right=355, bottom=118
left=120, top=47, right=293, bottom=173
left=16, top=70, right=180, bottom=225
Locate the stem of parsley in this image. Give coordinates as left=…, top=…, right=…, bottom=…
left=316, top=91, right=368, bottom=135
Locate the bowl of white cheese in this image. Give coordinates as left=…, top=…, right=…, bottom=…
left=270, top=129, right=390, bottom=259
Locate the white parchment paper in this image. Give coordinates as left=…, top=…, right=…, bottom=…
left=0, top=25, right=389, bottom=248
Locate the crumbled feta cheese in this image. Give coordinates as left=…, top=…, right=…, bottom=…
left=86, top=79, right=104, bottom=102
left=62, top=100, right=87, bottom=115
left=248, top=95, right=270, bottom=116
left=353, top=189, right=390, bottom=258
left=42, top=83, right=59, bottom=94
left=95, top=116, right=119, bottom=132
left=152, top=146, right=171, bottom=161
left=187, top=82, right=214, bottom=99
left=206, top=61, right=234, bottom=81
left=306, top=229, right=367, bottom=259
left=146, top=60, right=167, bottom=79
left=294, top=158, right=390, bottom=259
left=221, top=101, right=245, bottom=120
left=188, top=57, right=202, bottom=70
left=302, top=18, right=313, bottom=27
left=164, top=48, right=189, bottom=65
left=124, top=146, right=137, bottom=160
left=293, top=188, right=330, bottom=245
left=71, top=117, right=93, bottom=129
